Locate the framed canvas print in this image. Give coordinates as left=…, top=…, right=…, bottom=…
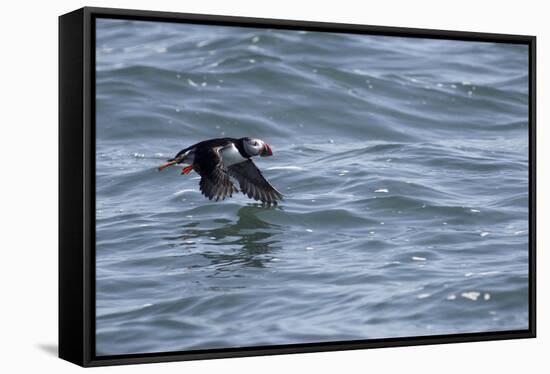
left=59, top=6, right=536, bottom=367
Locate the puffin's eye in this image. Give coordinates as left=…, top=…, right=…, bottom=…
left=254, top=141, right=259, bottom=146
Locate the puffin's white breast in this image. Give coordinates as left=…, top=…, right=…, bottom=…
left=218, top=144, right=247, bottom=166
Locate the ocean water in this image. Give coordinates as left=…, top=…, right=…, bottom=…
left=95, top=18, right=530, bottom=356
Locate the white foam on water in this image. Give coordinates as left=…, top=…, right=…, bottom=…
left=514, top=230, right=527, bottom=235
left=123, top=45, right=141, bottom=53
left=252, top=36, right=260, bottom=43
left=479, top=271, right=500, bottom=276
left=484, top=293, right=491, bottom=301
left=196, top=40, right=209, bottom=48
left=306, top=229, right=313, bottom=232
left=417, top=293, right=431, bottom=299
left=446, top=294, right=456, bottom=300
left=305, top=247, right=314, bottom=250
left=157, top=47, right=167, bottom=53
left=480, top=232, right=490, bottom=237
left=187, top=79, right=198, bottom=87
left=142, top=303, right=153, bottom=308
left=412, top=256, right=426, bottom=261
left=470, top=209, right=480, bottom=213
left=375, top=189, right=388, bottom=193
left=465, top=272, right=474, bottom=277
left=249, top=59, right=256, bottom=64
left=173, top=189, right=195, bottom=196
left=461, top=292, right=480, bottom=301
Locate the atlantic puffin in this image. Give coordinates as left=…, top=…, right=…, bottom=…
left=158, top=137, right=284, bottom=205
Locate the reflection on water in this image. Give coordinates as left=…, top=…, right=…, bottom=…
left=173, top=206, right=284, bottom=269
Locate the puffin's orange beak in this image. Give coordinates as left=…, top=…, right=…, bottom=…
left=260, top=143, right=273, bottom=157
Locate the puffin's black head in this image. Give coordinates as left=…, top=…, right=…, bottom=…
left=241, top=137, right=273, bottom=157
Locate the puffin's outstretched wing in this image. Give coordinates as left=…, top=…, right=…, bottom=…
left=228, top=159, right=284, bottom=204
left=193, top=146, right=238, bottom=201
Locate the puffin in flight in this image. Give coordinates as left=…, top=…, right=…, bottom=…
left=158, top=137, right=284, bottom=205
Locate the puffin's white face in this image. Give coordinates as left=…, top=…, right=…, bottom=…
left=243, top=138, right=273, bottom=157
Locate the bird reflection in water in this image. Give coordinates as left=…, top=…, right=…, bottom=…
left=174, top=205, right=283, bottom=270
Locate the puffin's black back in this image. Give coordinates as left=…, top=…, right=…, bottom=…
left=171, top=137, right=241, bottom=162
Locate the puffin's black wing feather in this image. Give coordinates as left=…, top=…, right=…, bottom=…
left=193, top=146, right=237, bottom=201
left=228, top=160, right=284, bottom=204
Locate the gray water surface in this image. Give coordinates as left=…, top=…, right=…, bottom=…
left=95, top=18, right=529, bottom=356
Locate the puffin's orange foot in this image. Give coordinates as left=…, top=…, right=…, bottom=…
left=158, top=159, right=177, bottom=171
left=181, top=165, right=193, bottom=175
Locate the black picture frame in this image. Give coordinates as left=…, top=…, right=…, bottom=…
left=59, top=6, right=536, bottom=367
